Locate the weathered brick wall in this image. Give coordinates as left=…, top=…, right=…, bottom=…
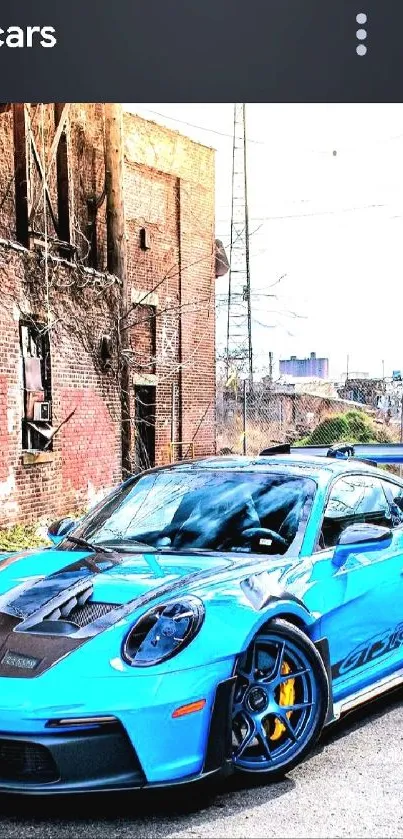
left=0, top=106, right=216, bottom=526
left=179, top=176, right=216, bottom=457
left=59, top=387, right=120, bottom=510
left=0, top=107, right=14, bottom=241
left=0, top=249, right=26, bottom=521
left=124, top=114, right=216, bottom=463
left=0, top=246, right=122, bottom=526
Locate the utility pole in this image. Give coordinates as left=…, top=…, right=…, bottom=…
left=226, top=104, right=253, bottom=390
left=243, top=105, right=253, bottom=391
left=104, top=103, right=131, bottom=478
left=105, top=103, right=126, bottom=282
left=268, top=351, right=273, bottom=386
left=242, top=378, right=247, bottom=455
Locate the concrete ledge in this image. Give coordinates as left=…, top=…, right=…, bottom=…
left=131, top=289, right=159, bottom=307
left=133, top=374, right=158, bottom=386
left=22, top=451, right=54, bottom=466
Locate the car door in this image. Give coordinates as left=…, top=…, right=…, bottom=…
left=308, top=472, right=403, bottom=702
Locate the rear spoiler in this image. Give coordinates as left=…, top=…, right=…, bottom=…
left=259, top=443, right=403, bottom=465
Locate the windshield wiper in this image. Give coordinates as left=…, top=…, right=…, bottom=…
left=99, top=539, right=155, bottom=551
left=66, top=536, right=112, bottom=555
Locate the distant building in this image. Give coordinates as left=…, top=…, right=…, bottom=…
left=267, top=378, right=338, bottom=399
left=337, top=377, right=386, bottom=408
left=279, top=352, right=329, bottom=379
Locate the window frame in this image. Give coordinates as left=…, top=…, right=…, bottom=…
left=20, top=319, right=54, bottom=453
left=313, top=469, right=401, bottom=554
left=378, top=476, right=403, bottom=530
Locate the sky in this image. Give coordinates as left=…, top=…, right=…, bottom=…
left=125, top=103, right=403, bottom=381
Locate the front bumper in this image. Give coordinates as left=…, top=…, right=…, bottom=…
left=0, top=677, right=236, bottom=795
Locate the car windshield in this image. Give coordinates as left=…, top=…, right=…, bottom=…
left=68, top=468, right=316, bottom=557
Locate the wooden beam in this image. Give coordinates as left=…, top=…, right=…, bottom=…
left=48, top=103, right=69, bottom=169
left=104, top=104, right=127, bottom=281
left=24, top=105, right=58, bottom=234
left=12, top=103, right=29, bottom=248
left=27, top=125, right=59, bottom=234
left=29, top=103, right=70, bottom=225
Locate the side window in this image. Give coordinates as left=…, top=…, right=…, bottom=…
left=380, top=480, right=403, bottom=528
left=319, top=474, right=392, bottom=549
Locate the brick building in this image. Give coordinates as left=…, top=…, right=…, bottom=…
left=0, top=104, right=216, bottom=526
left=337, top=377, right=386, bottom=408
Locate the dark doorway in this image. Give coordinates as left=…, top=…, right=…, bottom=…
left=134, top=386, right=156, bottom=472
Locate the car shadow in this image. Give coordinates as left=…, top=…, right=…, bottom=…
left=0, top=684, right=401, bottom=830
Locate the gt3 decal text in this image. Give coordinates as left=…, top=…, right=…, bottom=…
left=332, top=623, right=403, bottom=679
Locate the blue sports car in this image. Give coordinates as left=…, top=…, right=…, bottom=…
left=0, top=442, right=402, bottom=795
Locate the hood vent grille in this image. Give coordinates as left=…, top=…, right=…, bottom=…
left=68, top=602, right=117, bottom=627
left=17, top=602, right=119, bottom=634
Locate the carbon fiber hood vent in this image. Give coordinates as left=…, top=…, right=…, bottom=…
left=68, top=601, right=117, bottom=627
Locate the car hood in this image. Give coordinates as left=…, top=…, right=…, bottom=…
left=0, top=546, right=240, bottom=605
left=0, top=546, right=299, bottom=679
left=0, top=545, right=301, bottom=614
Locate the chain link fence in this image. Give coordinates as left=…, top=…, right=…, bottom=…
left=216, top=378, right=403, bottom=457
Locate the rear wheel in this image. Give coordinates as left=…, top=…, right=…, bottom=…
left=232, top=618, right=329, bottom=779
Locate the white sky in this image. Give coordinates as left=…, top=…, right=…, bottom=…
left=125, top=103, right=403, bottom=380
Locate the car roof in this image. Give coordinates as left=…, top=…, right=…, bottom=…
left=163, top=453, right=387, bottom=484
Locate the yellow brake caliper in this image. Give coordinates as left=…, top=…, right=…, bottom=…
left=269, top=661, right=295, bottom=742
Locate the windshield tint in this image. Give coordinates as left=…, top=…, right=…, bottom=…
left=69, top=468, right=316, bottom=557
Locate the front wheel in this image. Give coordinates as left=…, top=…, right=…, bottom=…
left=232, top=618, right=329, bottom=779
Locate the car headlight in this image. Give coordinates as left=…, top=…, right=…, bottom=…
left=122, top=596, right=205, bottom=667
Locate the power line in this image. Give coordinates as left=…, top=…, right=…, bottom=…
left=131, top=107, right=264, bottom=145
left=132, top=107, right=336, bottom=154
left=129, top=106, right=403, bottom=156
left=216, top=202, right=387, bottom=224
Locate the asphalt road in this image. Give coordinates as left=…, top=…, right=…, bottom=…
left=0, top=689, right=402, bottom=839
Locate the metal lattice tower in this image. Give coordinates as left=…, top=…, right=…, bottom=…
left=226, top=103, right=253, bottom=388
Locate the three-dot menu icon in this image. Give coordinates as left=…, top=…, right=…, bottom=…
left=356, top=13, right=367, bottom=55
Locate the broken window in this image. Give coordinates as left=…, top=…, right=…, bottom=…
left=54, top=103, right=71, bottom=252
left=12, top=104, right=72, bottom=254
left=20, top=320, right=54, bottom=452
left=13, top=103, right=29, bottom=248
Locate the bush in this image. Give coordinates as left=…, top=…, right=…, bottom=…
left=302, top=409, right=393, bottom=447
left=0, top=524, right=50, bottom=552
left=0, top=510, right=87, bottom=553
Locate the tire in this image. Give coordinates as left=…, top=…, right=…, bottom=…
left=231, top=618, right=329, bottom=780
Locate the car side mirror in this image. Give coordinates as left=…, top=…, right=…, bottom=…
left=332, top=522, right=393, bottom=569
left=47, top=518, right=76, bottom=546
